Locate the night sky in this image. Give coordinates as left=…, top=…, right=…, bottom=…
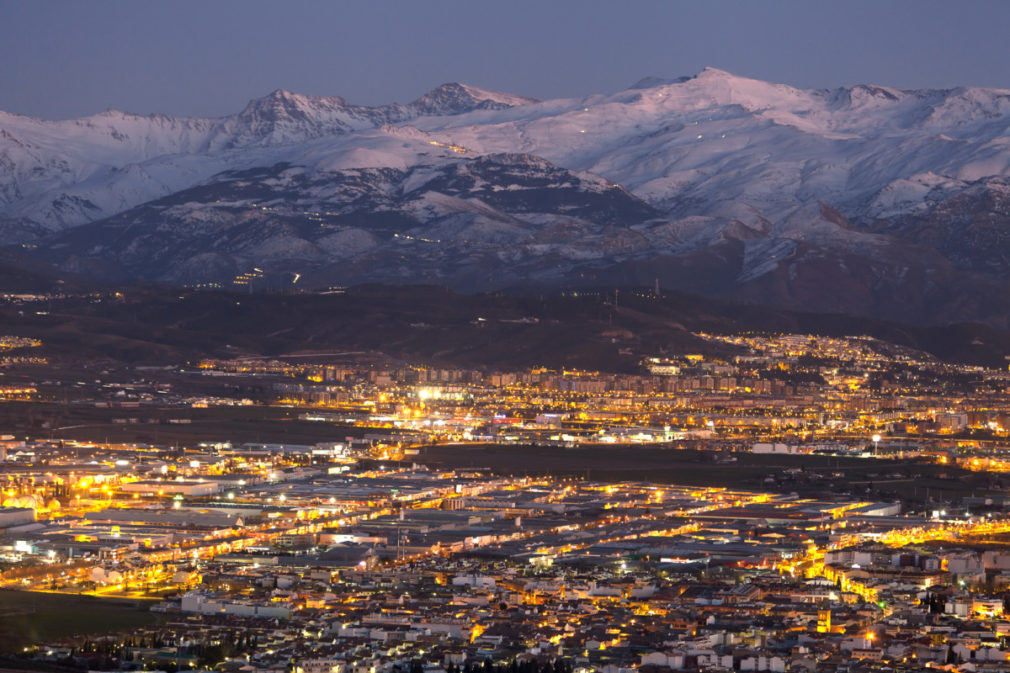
left=4, top=0, right=1010, bottom=120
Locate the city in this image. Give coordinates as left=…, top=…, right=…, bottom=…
left=4, top=323, right=1010, bottom=671
left=8, top=3, right=1010, bottom=672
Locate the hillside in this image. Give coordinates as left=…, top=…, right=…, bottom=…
left=6, top=285, right=1010, bottom=371
left=7, top=70, right=1010, bottom=323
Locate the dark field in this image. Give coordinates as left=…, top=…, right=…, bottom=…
left=4, top=283, right=1010, bottom=370
left=0, top=400, right=370, bottom=447
left=0, top=591, right=158, bottom=652
left=415, top=443, right=1003, bottom=503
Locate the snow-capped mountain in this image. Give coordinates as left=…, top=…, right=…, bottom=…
left=9, top=69, right=1010, bottom=325
left=0, top=83, right=540, bottom=237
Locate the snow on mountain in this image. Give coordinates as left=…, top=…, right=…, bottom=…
left=10, top=68, right=1010, bottom=236
left=0, top=82, right=537, bottom=235
left=408, top=83, right=539, bottom=115
left=202, top=89, right=381, bottom=150
left=39, top=148, right=660, bottom=287
left=409, top=68, right=1010, bottom=225
left=10, top=69, right=1010, bottom=323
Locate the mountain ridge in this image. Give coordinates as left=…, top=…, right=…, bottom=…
left=7, top=69, right=1010, bottom=325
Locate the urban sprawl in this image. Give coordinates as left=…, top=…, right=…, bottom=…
left=5, top=332, right=1010, bottom=673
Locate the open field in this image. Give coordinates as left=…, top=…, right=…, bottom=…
left=415, top=443, right=1005, bottom=504
left=0, top=399, right=367, bottom=447
left=3, top=284, right=1010, bottom=369
left=0, top=591, right=158, bottom=653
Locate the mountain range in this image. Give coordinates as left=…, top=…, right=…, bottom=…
left=6, top=69, right=1010, bottom=325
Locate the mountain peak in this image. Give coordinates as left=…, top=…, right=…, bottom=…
left=628, top=75, right=692, bottom=90
left=689, top=67, right=785, bottom=88
left=264, top=88, right=302, bottom=102
left=627, top=68, right=764, bottom=93
left=695, top=66, right=736, bottom=79
left=410, top=82, right=538, bottom=115
left=243, top=88, right=348, bottom=113
left=205, top=89, right=359, bottom=150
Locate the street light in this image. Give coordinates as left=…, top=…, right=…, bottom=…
left=872, top=434, right=881, bottom=454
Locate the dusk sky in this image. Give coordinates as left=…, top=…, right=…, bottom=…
left=4, top=0, right=1010, bottom=120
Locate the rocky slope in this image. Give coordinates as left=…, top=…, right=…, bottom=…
left=7, top=69, right=1010, bottom=324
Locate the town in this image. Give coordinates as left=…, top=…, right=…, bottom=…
left=9, top=4, right=1010, bottom=672
left=2, top=329, right=1010, bottom=671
